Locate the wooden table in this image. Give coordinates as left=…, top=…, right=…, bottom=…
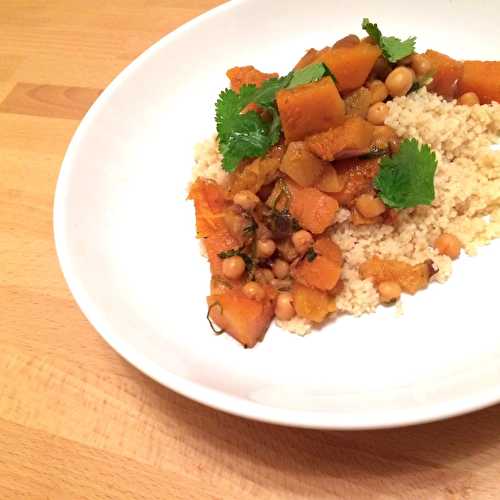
left=2, top=1, right=500, bottom=498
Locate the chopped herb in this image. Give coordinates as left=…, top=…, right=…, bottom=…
left=374, top=138, right=438, bottom=209
left=243, top=217, right=258, bottom=237
left=217, top=248, right=241, bottom=259
left=305, top=247, right=318, bottom=262
left=360, top=145, right=389, bottom=159
left=273, top=177, right=292, bottom=211
left=362, top=18, right=416, bottom=63
left=409, top=73, right=434, bottom=93
left=207, top=302, right=225, bottom=335
left=216, top=64, right=336, bottom=172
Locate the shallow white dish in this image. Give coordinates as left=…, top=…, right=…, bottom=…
left=54, top=0, right=500, bottom=429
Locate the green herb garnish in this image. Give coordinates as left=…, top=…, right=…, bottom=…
left=216, top=63, right=334, bottom=172
left=305, top=248, right=318, bottom=262
left=207, top=302, right=225, bottom=335
left=374, top=138, right=437, bottom=209
left=287, top=63, right=335, bottom=89
left=362, top=18, right=416, bottom=63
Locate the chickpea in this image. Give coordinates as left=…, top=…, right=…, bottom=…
left=378, top=281, right=402, bottom=303
left=367, top=102, right=389, bottom=125
left=458, top=92, right=480, bottom=106
left=270, top=278, right=292, bottom=290
left=411, top=54, right=432, bottom=76
left=256, top=224, right=272, bottom=240
left=292, top=230, right=313, bottom=255
left=233, top=190, right=260, bottom=211
left=355, top=193, right=386, bottom=218
left=256, top=239, right=276, bottom=259
left=272, top=259, right=290, bottom=279
left=385, top=66, right=415, bottom=97
left=275, top=292, right=295, bottom=321
left=277, top=239, right=299, bottom=263
left=368, top=80, right=388, bottom=104
left=242, top=281, right=265, bottom=301
left=372, top=125, right=397, bottom=149
left=435, top=233, right=462, bottom=259
left=224, top=212, right=245, bottom=238
left=255, top=268, right=274, bottom=284
left=222, top=256, right=246, bottom=280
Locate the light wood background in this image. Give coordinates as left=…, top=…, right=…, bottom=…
left=2, top=1, right=500, bottom=499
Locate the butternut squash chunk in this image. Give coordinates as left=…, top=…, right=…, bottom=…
left=280, top=142, right=328, bottom=187
left=226, top=65, right=278, bottom=92
left=315, top=165, right=344, bottom=193
left=424, top=50, right=463, bottom=100
left=294, top=47, right=329, bottom=70
left=290, top=187, right=339, bottom=234
left=314, top=236, right=343, bottom=266
left=331, top=157, right=380, bottom=207
left=293, top=235, right=342, bottom=292
left=293, top=255, right=341, bottom=291
left=458, top=61, right=500, bottom=104
left=306, top=117, right=375, bottom=162
left=276, top=77, right=345, bottom=143
left=207, top=288, right=276, bottom=347
left=315, top=42, right=381, bottom=92
left=188, top=178, right=227, bottom=238
left=359, top=256, right=435, bottom=295
left=292, top=283, right=331, bottom=323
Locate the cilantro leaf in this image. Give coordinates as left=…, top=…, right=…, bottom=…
left=216, top=85, right=280, bottom=172
left=216, top=63, right=336, bottom=172
left=380, top=36, right=416, bottom=63
left=374, top=138, right=438, bottom=209
left=362, top=18, right=416, bottom=63
left=361, top=18, right=382, bottom=44
left=287, top=63, right=334, bottom=89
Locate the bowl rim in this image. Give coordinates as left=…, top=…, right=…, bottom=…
left=53, top=0, right=500, bottom=430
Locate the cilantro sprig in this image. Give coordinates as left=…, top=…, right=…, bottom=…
left=374, top=138, right=437, bottom=209
left=216, top=63, right=333, bottom=172
left=362, top=18, right=416, bottom=63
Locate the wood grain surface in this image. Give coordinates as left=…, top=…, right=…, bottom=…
left=2, top=1, right=500, bottom=499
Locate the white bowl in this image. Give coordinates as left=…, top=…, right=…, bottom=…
left=54, top=0, right=500, bottom=429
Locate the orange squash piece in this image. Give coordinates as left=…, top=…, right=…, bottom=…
left=314, top=236, right=343, bottom=266
left=290, top=187, right=339, bottom=234
left=188, top=178, right=227, bottom=238
left=330, top=157, right=380, bottom=207
left=276, top=77, right=345, bottom=143
left=425, top=50, right=464, bottom=100
left=226, top=65, right=278, bottom=92
left=359, top=256, right=435, bottom=295
left=314, top=42, right=381, bottom=92
left=294, top=47, right=329, bottom=70
left=315, top=165, right=344, bottom=193
left=293, top=255, right=341, bottom=291
left=207, top=288, right=276, bottom=347
left=189, top=178, right=241, bottom=275
left=292, top=283, right=331, bottom=323
left=306, top=116, right=375, bottom=161
left=458, top=61, right=500, bottom=104
left=280, top=141, right=328, bottom=187
left=225, top=154, right=281, bottom=199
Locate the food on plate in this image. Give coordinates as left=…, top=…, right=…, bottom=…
left=189, top=18, right=500, bottom=347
